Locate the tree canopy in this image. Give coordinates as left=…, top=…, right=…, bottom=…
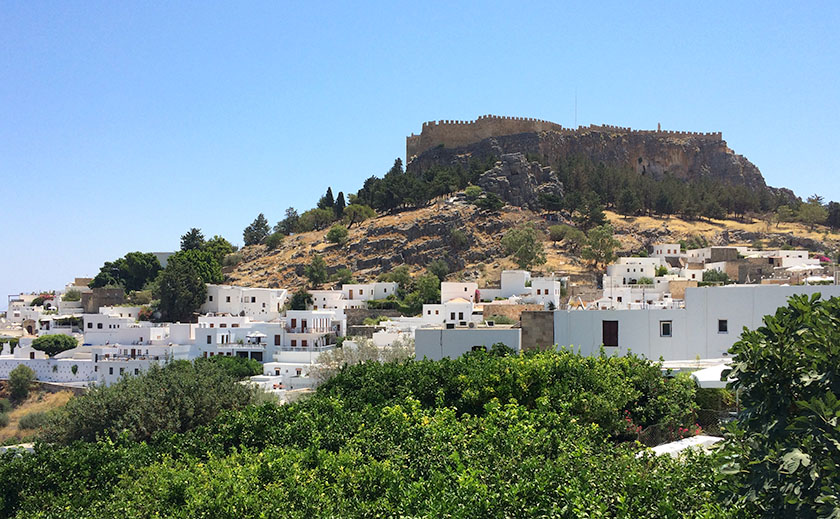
left=89, top=252, right=161, bottom=292
left=501, top=224, right=546, bottom=270
left=243, top=213, right=270, bottom=246
left=31, top=334, right=78, bottom=357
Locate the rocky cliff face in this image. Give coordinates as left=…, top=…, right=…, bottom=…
left=478, top=153, right=563, bottom=210
left=407, top=128, right=768, bottom=190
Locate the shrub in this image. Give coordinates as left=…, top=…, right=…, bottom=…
left=202, top=355, right=262, bottom=379
left=31, top=334, right=78, bottom=357
left=0, top=398, right=11, bottom=413
left=426, top=259, right=449, bottom=281
left=42, top=360, right=256, bottom=444
left=18, top=411, right=50, bottom=430
left=325, top=224, right=349, bottom=245
left=464, top=185, right=483, bottom=201
left=501, top=224, right=546, bottom=270
left=8, top=365, right=35, bottom=402
left=264, top=232, right=284, bottom=250
left=722, top=294, right=840, bottom=516
left=0, top=413, right=8, bottom=428
left=61, top=289, right=81, bottom=302
left=222, top=252, right=243, bottom=267
left=450, top=229, right=468, bottom=248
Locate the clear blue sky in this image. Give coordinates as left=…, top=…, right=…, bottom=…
left=2, top=1, right=838, bottom=309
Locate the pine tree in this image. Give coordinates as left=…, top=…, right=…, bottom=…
left=243, top=213, right=270, bottom=246
left=334, top=191, right=346, bottom=219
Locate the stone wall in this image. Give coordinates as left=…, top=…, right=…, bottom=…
left=481, top=302, right=544, bottom=322
left=520, top=311, right=555, bottom=351
left=344, top=308, right=404, bottom=326
left=406, top=115, right=723, bottom=160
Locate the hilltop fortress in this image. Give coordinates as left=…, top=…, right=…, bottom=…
left=406, top=114, right=723, bottom=160
left=405, top=114, right=767, bottom=190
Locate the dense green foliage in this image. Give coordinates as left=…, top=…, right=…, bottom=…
left=8, top=365, right=35, bottom=402
left=18, top=410, right=50, bottom=430
left=580, top=223, right=621, bottom=268
left=179, top=228, right=205, bottom=251
left=61, top=289, right=81, bottom=302
left=167, top=250, right=223, bottom=285
left=722, top=294, right=840, bottom=518
left=204, top=355, right=263, bottom=380
left=289, top=288, right=312, bottom=310
left=243, top=213, right=270, bottom=245
left=31, top=334, right=78, bottom=357
left=501, top=224, right=547, bottom=270
left=154, top=259, right=207, bottom=322
left=0, top=350, right=742, bottom=518
left=89, top=252, right=161, bottom=292
left=264, top=231, right=284, bottom=250
left=305, top=254, right=329, bottom=287
left=42, top=360, right=255, bottom=445
left=325, top=224, right=349, bottom=245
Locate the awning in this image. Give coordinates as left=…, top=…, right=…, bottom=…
left=691, top=364, right=732, bottom=389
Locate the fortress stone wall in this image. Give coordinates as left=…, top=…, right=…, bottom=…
left=406, top=115, right=723, bottom=159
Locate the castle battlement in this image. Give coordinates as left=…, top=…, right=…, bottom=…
left=406, top=115, right=722, bottom=159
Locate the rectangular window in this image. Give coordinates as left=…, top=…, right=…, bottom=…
left=109, top=367, right=113, bottom=375
left=251, top=297, right=256, bottom=303
left=207, top=335, right=212, bottom=344
left=87, top=322, right=92, bottom=329
left=226, top=296, right=231, bottom=302
left=97, top=323, right=103, bottom=329
left=718, top=319, right=728, bottom=333
left=134, top=368, right=139, bottom=375
left=291, top=319, right=296, bottom=328
left=450, top=312, right=455, bottom=320
left=301, top=340, right=308, bottom=347
left=291, top=339, right=297, bottom=347
left=210, top=323, right=214, bottom=328
left=220, top=323, right=227, bottom=328
left=660, top=320, right=672, bottom=337
left=209, top=295, right=213, bottom=302
left=274, top=334, right=282, bottom=346
left=602, top=320, right=618, bottom=347
left=458, top=312, right=464, bottom=320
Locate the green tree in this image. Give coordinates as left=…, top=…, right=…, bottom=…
left=427, top=259, right=449, bottom=281
left=501, top=224, right=547, bottom=270
left=204, top=235, right=235, bottom=265
left=317, top=187, right=335, bottom=210
left=343, top=204, right=376, bottom=228
left=378, top=265, right=412, bottom=296
left=8, top=365, right=35, bottom=402
left=702, top=269, right=729, bottom=284
left=296, top=208, right=335, bottom=232
left=617, top=188, right=641, bottom=218
left=334, top=191, right=346, bottom=219
left=43, top=359, right=255, bottom=444
left=827, top=201, right=840, bottom=231
left=414, top=273, right=441, bottom=304
left=274, top=207, right=300, bottom=235
left=90, top=252, right=162, bottom=292
left=289, top=288, right=313, bottom=310
left=473, top=192, right=505, bottom=212
left=655, top=265, right=669, bottom=277
left=326, top=224, right=349, bottom=245
left=581, top=224, right=620, bottom=269
left=330, top=268, right=355, bottom=285
left=264, top=232, right=284, bottom=250
left=31, top=334, right=78, bottom=357
left=723, top=294, right=840, bottom=517
left=168, top=249, right=223, bottom=284
left=180, top=228, right=205, bottom=251
left=464, top=185, right=483, bottom=201
left=155, top=258, right=207, bottom=322
left=62, top=289, right=81, bottom=302
left=305, top=254, right=328, bottom=287
left=243, top=213, right=270, bottom=245
left=798, top=195, right=828, bottom=230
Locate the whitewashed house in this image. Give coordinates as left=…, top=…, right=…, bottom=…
left=201, top=285, right=288, bottom=321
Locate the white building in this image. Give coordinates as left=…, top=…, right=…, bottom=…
left=201, top=285, right=288, bottom=321
left=441, top=282, right=479, bottom=304
left=553, top=284, right=840, bottom=362
left=341, top=282, right=398, bottom=302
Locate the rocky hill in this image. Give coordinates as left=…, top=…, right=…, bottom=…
left=226, top=197, right=839, bottom=293
left=407, top=124, right=771, bottom=192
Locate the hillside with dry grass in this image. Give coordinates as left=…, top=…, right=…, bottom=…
left=226, top=195, right=840, bottom=292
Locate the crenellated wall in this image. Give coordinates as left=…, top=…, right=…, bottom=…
left=406, top=115, right=722, bottom=159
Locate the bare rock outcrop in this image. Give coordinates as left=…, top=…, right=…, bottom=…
left=477, top=153, right=563, bottom=210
